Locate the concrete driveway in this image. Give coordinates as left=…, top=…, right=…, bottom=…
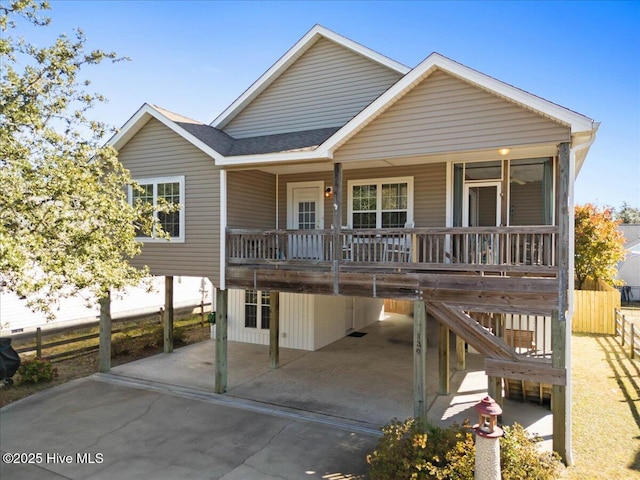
left=1, top=313, right=552, bottom=479
left=1, top=376, right=378, bottom=479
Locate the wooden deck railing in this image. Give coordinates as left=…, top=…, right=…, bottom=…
left=227, top=226, right=558, bottom=273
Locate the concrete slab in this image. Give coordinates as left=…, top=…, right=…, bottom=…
left=1, top=377, right=378, bottom=480
left=110, top=313, right=552, bottom=445
left=1, top=313, right=553, bottom=479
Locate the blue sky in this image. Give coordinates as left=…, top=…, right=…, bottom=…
left=23, top=0, right=640, bottom=208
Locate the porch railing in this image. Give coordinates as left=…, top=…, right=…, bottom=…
left=226, top=226, right=558, bottom=272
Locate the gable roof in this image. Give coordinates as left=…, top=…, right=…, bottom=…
left=108, top=103, right=340, bottom=159
left=112, top=28, right=598, bottom=170
left=321, top=52, right=597, bottom=155
left=210, top=24, right=410, bottom=130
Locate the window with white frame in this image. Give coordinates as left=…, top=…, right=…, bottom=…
left=245, top=290, right=270, bottom=329
left=348, top=177, right=413, bottom=228
left=129, top=176, right=185, bottom=242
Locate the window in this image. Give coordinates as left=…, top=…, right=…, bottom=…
left=245, top=290, right=270, bottom=330
left=348, top=177, right=413, bottom=228
left=452, top=158, right=554, bottom=227
left=129, top=176, right=185, bottom=242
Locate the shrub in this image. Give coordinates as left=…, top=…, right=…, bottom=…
left=112, top=332, right=133, bottom=356
left=17, top=358, right=59, bottom=384
left=500, top=424, right=563, bottom=480
left=367, top=418, right=469, bottom=479
left=148, top=324, right=186, bottom=349
left=367, top=418, right=563, bottom=480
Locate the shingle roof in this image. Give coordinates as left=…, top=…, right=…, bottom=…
left=171, top=116, right=339, bottom=157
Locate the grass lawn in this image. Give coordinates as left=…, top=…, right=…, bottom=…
left=568, top=333, right=640, bottom=479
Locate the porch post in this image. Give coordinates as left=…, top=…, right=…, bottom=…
left=414, top=301, right=428, bottom=423
left=164, top=275, right=174, bottom=353
left=332, top=162, right=343, bottom=295
left=456, top=335, right=466, bottom=371
left=98, top=291, right=112, bottom=373
left=487, top=376, right=503, bottom=413
left=269, top=291, right=280, bottom=369
left=215, top=288, right=228, bottom=394
left=553, top=141, right=571, bottom=464
left=438, top=323, right=450, bottom=394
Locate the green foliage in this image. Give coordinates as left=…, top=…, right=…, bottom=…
left=17, top=358, right=59, bottom=384
left=367, top=418, right=563, bottom=480
left=574, top=204, right=626, bottom=289
left=367, top=418, right=469, bottom=479
left=148, top=324, right=186, bottom=349
left=111, top=332, right=132, bottom=356
left=615, top=201, right=640, bottom=224
left=500, top=424, right=563, bottom=480
left=0, top=1, right=168, bottom=321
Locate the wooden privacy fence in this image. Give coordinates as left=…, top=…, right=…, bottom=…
left=615, top=309, right=640, bottom=360
left=10, top=303, right=210, bottom=362
left=573, top=279, right=620, bottom=334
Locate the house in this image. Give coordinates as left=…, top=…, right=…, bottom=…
left=617, top=224, right=640, bottom=296
left=109, top=25, right=598, bottom=463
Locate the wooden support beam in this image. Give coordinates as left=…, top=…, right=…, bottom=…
left=424, top=302, right=519, bottom=360
left=438, top=323, right=450, bottom=395
left=98, top=292, right=111, bottom=373
left=414, top=301, right=428, bottom=423
left=554, top=141, right=571, bottom=465
left=332, top=162, right=343, bottom=295
left=552, top=310, right=568, bottom=463
left=485, top=357, right=566, bottom=385
left=164, top=275, right=174, bottom=354
left=456, top=335, right=466, bottom=371
left=269, top=291, right=280, bottom=369
left=487, top=376, right=503, bottom=412
left=215, top=289, right=228, bottom=394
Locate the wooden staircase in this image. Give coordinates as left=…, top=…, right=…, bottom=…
left=505, top=378, right=552, bottom=406
left=424, top=301, right=566, bottom=394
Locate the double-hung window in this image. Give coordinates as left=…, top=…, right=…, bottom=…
left=129, top=176, right=185, bottom=242
left=245, top=290, right=270, bottom=330
left=348, top=177, right=413, bottom=228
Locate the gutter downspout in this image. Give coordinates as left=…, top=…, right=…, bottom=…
left=564, top=125, right=598, bottom=466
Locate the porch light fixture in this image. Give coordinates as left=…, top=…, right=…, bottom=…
left=324, top=186, right=333, bottom=198
left=498, top=148, right=511, bottom=156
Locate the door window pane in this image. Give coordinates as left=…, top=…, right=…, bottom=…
left=298, top=201, right=316, bottom=230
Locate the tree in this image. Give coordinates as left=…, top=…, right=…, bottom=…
left=0, top=1, right=161, bottom=322
left=615, top=202, right=640, bottom=224
left=574, top=203, right=626, bottom=289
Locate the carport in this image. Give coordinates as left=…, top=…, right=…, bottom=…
left=107, top=312, right=553, bottom=443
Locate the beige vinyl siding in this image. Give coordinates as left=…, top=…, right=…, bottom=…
left=335, top=70, right=571, bottom=162
left=227, top=170, right=276, bottom=228
left=509, top=181, right=544, bottom=225
left=223, top=38, right=403, bottom=138
left=277, top=163, right=446, bottom=228
left=118, top=118, right=220, bottom=280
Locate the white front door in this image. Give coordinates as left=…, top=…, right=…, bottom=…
left=287, top=182, right=324, bottom=259
left=463, top=181, right=501, bottom=264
